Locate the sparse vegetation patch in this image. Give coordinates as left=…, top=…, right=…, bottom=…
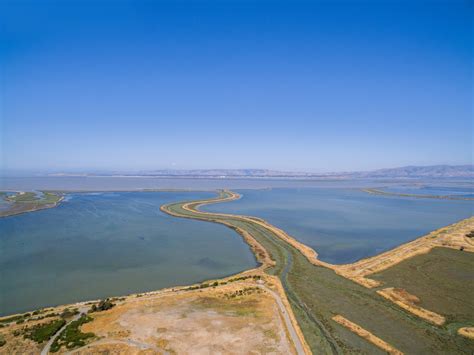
left=23, top=319, right=66, bottom=343
left=50, top=314, right=95, bottom=352
left=0, top=313, right=30, bottom=324
left=90, top=299, right=115, bottom=312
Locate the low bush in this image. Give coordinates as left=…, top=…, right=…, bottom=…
left=50, top=315, right=94, bottom=352
left=0, top=314, right=27, bottom=324
left=60, top=308, right=79, bottom=319
left=90, top=299, right=115, bottom=312
left=23, top=319, right=66, bottom=343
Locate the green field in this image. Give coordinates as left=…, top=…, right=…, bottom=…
left=1, top=191, right=63, bottom=217
left=6, top=191, right=62, bottom=205
left=164, top=191, right=474, bottom=354
left=371, top=247, right=474, bottom=327
left=6, top=192, right=39, bottom=203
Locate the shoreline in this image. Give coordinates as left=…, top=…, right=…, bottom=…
left=0, top=189, right=223, bottom=218
left=169, top=189, right=474, bottom=283
left=1, top=188, right=472, bottom=274
left=1, top=189, right=472, bottom=310
left=160, top=190, right=474, bottom=351
left=0, top=195, right=65, bottom=218
left=2, top=190, right=473, bottom=353
left=362, top=187, right=474, bottom=200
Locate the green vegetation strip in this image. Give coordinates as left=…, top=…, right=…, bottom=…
left=371, top=247, right=474, bottom=327
left=23, top=319, right=66, bottom=343
left=162, top=190, right=474, bottom=354
left=6, top=192, right=39, bottom=202
left=0, top=313, right=31, bottom=324
left=51, top=315, right=95, bottom=352
left=0, top=191, right=63, bottom=217
left=6, top=191, right=62, bottom=205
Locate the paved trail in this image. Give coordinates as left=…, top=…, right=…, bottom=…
left=41, top=306, right=89, bottom=355
left=164, top=191, right=315, bottom=354
left=258, top=284, right=305, bottom=355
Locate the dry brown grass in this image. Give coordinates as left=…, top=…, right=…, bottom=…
left=332, top=315, right=403, bottom=355
left=458, top=327, right=474, bottom=340
left=182, top=191, right=474, bottom=291
left=172, top=191, right=474, bottom=330
left=376, top=288, right=445, bottom=326
left=335, top=216, right=474, bottom=288
left=77, top=279, right=296, bottom=354
left=0, top=312, right=66, bottom=354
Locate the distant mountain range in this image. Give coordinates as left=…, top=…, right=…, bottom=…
left=50, top=165, right=473, bottom=179
left=348, top=165, right=473, bottom=178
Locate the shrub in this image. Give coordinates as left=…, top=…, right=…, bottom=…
left=50, top=315, right=94, bottom=352
left=60, top=308, right=79, bottom=319
left=91, top=299, right=115, bottom=312
left=23, top=319, right=66, bottom=343
left=0, top=314, right=27, bottom=324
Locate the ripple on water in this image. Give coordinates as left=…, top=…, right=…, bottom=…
left=0, top=191, right=257, bottom=316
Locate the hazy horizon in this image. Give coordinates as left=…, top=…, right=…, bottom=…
left=1, top=163, right=473, bottom=179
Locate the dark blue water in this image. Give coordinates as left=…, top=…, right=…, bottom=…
left=0, top=191, right=257, bottom=316
left=203, top=188, right=474, bottom=264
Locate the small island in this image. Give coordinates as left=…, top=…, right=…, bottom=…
left=0, top=191, right=63, bottom=218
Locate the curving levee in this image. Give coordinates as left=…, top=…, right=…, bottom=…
left=161, top=189, right=474, bottom=355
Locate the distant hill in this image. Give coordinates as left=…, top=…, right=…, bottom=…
left=351, top=165, right=474, bottom=178
left=132, top=165, right=474, bottom=178
left=50, top=165, right=473, bottom=179
left=136, top=169, right=291, bottom=177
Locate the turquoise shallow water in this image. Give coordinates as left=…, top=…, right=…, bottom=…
left=0, top=191, right=257, bottom=316
left=203, top=188, right=474, bottom=264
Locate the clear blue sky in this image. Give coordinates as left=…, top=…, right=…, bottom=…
left=1, top=0, right=472, bottom=173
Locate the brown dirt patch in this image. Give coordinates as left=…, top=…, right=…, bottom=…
left=80, top=281, right=295, bottom=354
left=458, top=327, right=474, bottom=340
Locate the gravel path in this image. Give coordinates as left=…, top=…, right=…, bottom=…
left=41, top=306, right=89, bottom=355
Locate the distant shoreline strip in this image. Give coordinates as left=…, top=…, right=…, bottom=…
left=362, top=188, right=474, bottom=201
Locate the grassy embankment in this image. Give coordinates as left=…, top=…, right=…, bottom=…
left=162, top=190, right=474, bottom=354
left=0, top=191, right=63, bottom=217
